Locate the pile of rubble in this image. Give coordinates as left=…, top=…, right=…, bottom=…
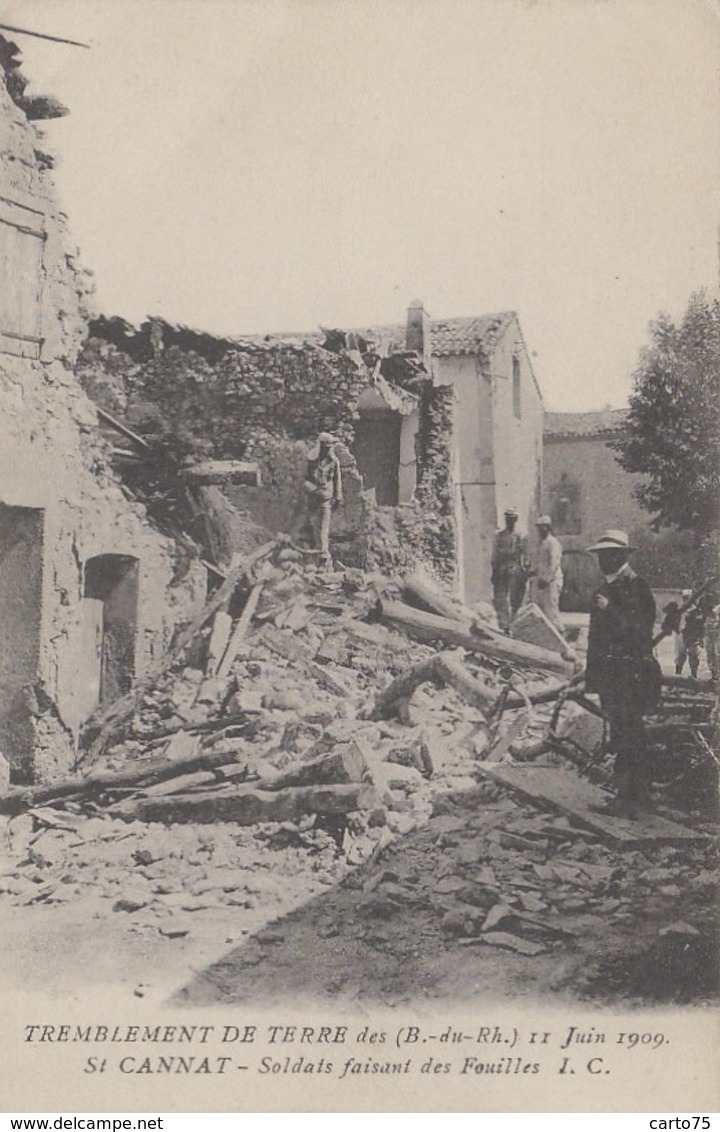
left=0, top=544, right=717, bottom=997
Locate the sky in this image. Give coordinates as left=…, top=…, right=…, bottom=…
left=5, top=0, right=720, bottom=409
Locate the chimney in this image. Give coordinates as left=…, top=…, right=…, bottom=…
left=406, top=299, right=431, bottom=362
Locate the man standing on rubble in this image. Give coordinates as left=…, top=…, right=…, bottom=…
left=585, top=529, right=660, bottom=818
left=304, top=432, right=343, bottom=567
left=533, top=515, right=565, bottom=634
left=491, top=507, right=528, bottom=631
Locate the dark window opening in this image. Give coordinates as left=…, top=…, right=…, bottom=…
left=512, top=356, right=521, bottom=419
left=83, top=554, right=139, bottom=705
left=352, top=411, right=401, bottom=506
left=549, top=473, right=582, bottom=534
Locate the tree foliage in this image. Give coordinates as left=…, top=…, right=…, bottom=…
left=614, top=291, right=720, bottom=538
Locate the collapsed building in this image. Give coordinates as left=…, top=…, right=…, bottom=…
left=77, top=303, right=544, bottom=605
left=0, top=37, right=206, bottom=784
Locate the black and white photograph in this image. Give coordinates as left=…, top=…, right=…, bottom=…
left=0, top=0, right=718, bottom=1115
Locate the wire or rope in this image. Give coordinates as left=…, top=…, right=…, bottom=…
left=0, top=23, right=90, bottom=49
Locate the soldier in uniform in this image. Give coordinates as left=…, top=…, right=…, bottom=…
left=491, top=507, right=528, bottom=631
left=303, top=432, right=343, bottom=567
left=533, top=514, right=564, bottom=633
left=585, top=529, right=660, bottom=818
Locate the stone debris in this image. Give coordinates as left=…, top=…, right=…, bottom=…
left=0, top=552, right=716, bottom=983
left=510, top=602, right=578, bottom=662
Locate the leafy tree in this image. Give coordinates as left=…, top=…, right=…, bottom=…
left=614, top=291, right=720, bottom=540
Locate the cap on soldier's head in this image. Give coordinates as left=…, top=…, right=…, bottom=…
left=535, top=514, right=552, bottom=527
left=318, top=432, right=336, bottom=446
left=504, top=506, right=519, bottom=518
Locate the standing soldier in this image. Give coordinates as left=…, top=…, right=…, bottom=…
left=491, top=507, right=528, bottom=631
left=585, top=529, right=660, bottom=818
left=533, top=515, right=565, bottom=634
left=303, top=432, right=343, bottom=567
left=675, top=603, right=705, bottom=679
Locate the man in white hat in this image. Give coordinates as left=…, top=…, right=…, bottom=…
left=491, top=507, right=528, bottom=631
left=303, top=432, right=343, bottom=566
left=533, top=515, right=564, bottom=633
left=585, top=529, right=659, bottom=818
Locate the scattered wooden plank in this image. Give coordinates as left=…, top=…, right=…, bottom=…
left=135, top=771, right=219, bottom=798
left=182, top=459, right=260, bottom=486
left=217, top=581, right=265, bottom=678
left=0, top=737, right=233, bottom=816
left=377, top=600, right=575, bottom=677
left=205, top=611, right=233, bottom=676
left=402, top=573, right=476, bottom=625
left=475, top=763, right=707, bottom=847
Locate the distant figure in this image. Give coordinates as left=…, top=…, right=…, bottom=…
left=700, top=589, right=720, bottom=681
left=676, top=605, right=705, bottom=679
left=491, top=508, right=528, bottom=631
left=585, top=529, right=659, bottom=818
left=533, top=515, right=564, bottom=634
left=303, top=432, right=343, bottom=567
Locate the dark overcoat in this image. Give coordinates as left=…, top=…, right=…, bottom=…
left=585, top=567, right=659, bottom=708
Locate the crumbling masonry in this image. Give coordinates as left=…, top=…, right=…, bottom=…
left=0, top=41, right=205, bottom=783
left=76, top=318, right=459, bottom=581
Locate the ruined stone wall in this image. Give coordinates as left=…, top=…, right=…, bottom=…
left=77, top=333, right=458, bottom=578
left=0, top=73, right=204, bottom=783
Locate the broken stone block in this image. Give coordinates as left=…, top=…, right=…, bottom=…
left=510, top=602, right=577, bottom=661
left=262, top=688, right=304, bottom=711
left=555, top=703, right=605, bottom=753
left=315, top=635, right=351, bottom=666
left=229, top=688, right=265, bottom=713
left=113, top=893, right=149, bottom=914
left=385, top=812, right=418, bottom=836
left=441, top=908, right=477, bottom=936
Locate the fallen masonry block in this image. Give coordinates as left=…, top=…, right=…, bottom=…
left=259, top=742, right=368, bottom=790
left=315, top=635, right=351, bottom=666
left=510, top=602, right=577, bottom=662
left=111, top=782, right=378, bottom=825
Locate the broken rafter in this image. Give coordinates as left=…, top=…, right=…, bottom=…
left=370, top=651, right=496, bottom=720
left=182, top=459, right=261, bottom=487
left=96, top=406, right=151, bottom=450
left=0, top=23, right=90, bottom=49
left=377, top=599, right=575, bottom=678
left=81, top=539, right=280, bottom=760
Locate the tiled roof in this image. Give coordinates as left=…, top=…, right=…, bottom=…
left=544, top=408, right=629, bottom=438
left=428, top=312, right=517, bottom=356
left=262, top=312, right=518, bottom=357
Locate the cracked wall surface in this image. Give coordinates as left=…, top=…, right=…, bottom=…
left=0, top=70, right=205, bottom=783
